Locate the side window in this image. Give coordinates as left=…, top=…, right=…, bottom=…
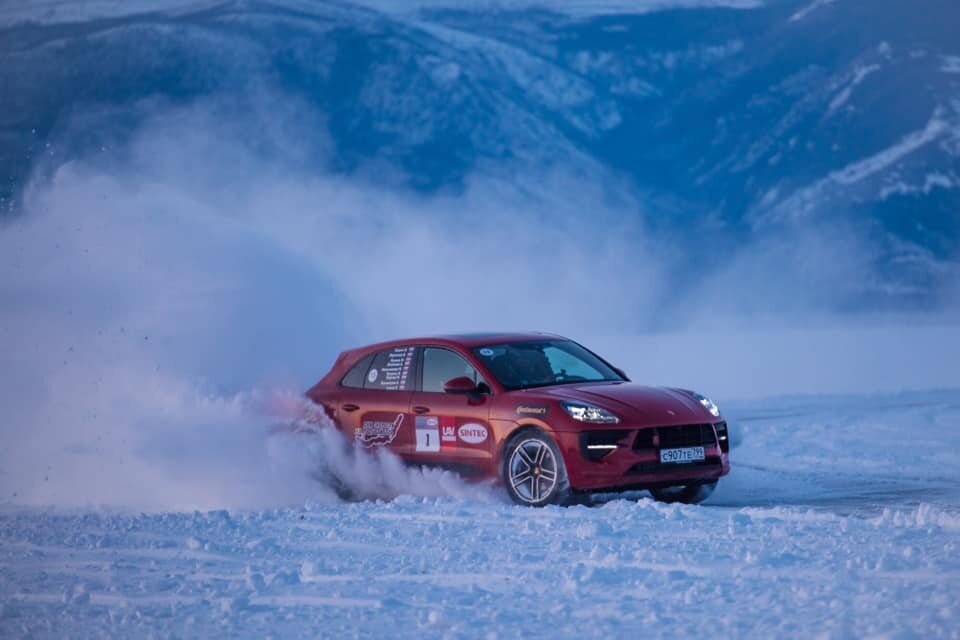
left=421, top=347, right=484, bottom=393
left=340, top=353, right=375, bottom=389
left=363, top=346, right=416, bottom=391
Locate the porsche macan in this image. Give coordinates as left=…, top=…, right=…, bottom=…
left=305, top=333, right=730, bottom=506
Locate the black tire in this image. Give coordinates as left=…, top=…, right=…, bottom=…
left=649, top=481, right=717, bottom=505
left=502, top=429, right=570, bottom=507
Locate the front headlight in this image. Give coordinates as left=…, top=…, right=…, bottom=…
left=694, top=393, right=721, bottom=418
left=561, top=401, right=620, bottom=424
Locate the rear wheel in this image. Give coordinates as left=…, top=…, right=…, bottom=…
left=502, top=430, right=569, bottom=507
left=649, top=481, right=717, bottom=505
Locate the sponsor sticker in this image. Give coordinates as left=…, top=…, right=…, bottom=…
left=516, top=404, right=549, bottom=416
left=457, top=423, right=488, bottom=444
left=355, top=413, right=403, bottom=446
left=440, top=416, right=457, bottom=445
left=415, top=415, right=440, bottom=452
left=367, top=368, right=379, bottom=383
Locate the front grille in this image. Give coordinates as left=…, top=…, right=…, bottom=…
left=627, top=457, right=723, bottom=475
left=633, top=424, right=717, bottom=450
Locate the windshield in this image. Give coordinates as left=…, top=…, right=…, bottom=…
left=472, top=340, right=625, bottom=391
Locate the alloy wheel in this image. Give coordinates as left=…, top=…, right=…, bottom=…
left=508, top=438, right=559, bottom=504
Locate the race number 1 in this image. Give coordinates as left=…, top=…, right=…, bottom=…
left=416, top=426, right=440, bottom=452
left=415, top=416, right=440, bottom=452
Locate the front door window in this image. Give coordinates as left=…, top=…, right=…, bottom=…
left=409, top=347, right=493, bottom=474
left=421, top=347, right=484, bottom=392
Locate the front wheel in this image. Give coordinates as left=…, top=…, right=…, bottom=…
left=502, top=430, right=569, bottom=507
left=649, top=481, right=717, bottom=505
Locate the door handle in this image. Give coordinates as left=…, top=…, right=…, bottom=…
left=413, top=406, right=430, bottom=414
left=342, top=403, right=360, bottom=412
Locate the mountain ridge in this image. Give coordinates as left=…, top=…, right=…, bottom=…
left=1, top=0, right=957, bottom=306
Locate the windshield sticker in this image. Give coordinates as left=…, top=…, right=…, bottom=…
left=516, top=404, right=549, bottom=416
left=478, top=348, right=494, bottom=357
left=356, top=414, right=403, bottom=447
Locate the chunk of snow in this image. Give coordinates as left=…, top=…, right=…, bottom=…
left=941, top=55, right=960, bottom=74
left=879, top=172, right=956, bottom=199
left=828, top=65, right=881, bottom=113
left=789, top=0, right=837, bottom=22
left=829, top=113, right=948, bottom=185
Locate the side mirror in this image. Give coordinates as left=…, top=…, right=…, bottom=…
left=443, top=376, right=478, bottom=394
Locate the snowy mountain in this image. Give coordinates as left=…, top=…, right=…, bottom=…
left=1, top=0, right=958, bottom=306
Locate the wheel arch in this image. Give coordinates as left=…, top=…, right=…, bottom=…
left=498, top=423, right=570, bottom=506
left=497, top=421, right=560, bottom=467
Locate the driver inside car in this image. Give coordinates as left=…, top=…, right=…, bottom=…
left=509, top=346, right=555, bottom=387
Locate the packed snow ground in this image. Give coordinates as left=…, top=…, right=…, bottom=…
left=2, top=389, right=959, bottom=637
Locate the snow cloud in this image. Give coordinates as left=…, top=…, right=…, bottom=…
left=1, top=91, right=958, bottom=510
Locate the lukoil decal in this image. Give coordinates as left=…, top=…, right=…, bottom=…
left=440, top=416, right=457, bottom=444
left=458, top=423, right=488, bottom=444
left=355, top=413, right=403, bottom=446
left=439, top=416, right=458, bottom=450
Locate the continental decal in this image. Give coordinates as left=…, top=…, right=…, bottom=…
left=516, top=404, right=549, bottom=416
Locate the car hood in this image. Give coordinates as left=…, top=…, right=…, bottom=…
left=528, top=382, right=716, bottom=426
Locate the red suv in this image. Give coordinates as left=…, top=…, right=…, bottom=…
left=306, top=333, right=730, bottom=506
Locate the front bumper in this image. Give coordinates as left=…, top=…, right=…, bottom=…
left=555, top=422, right=731, bottom=492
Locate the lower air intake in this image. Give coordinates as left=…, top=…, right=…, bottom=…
left=633, top=424, right=718, bottom=450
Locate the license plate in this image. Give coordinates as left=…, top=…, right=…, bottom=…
left=659, top=447, right=705, bottom=464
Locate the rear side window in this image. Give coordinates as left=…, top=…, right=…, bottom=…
left=363, top=346, right=416, bottom=391
left=340, top=353, right=375, bottom=388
